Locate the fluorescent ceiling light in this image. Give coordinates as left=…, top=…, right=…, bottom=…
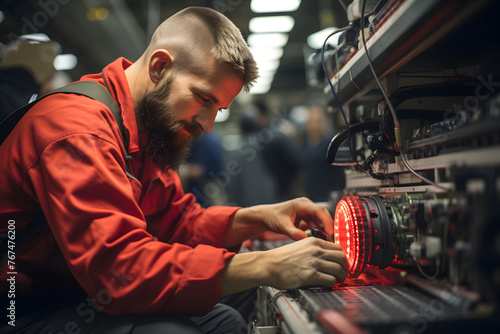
left=258, top=71, right=276, bottom=79
left=214, top=108, right=230, bottom=123
left=249, top=16, right=295, bottom=33
left=250, top=74, right=275, bottom=95
left=250, top=47, right=284, bottom=61
left=250, top=83, right=272, bottom=94
left=256, top=59, right=280, bottom=72
left=258, top=66, right=279, bottom=76
left=255, top=75, right=274, bottom=86
left=20, top=33, right=51, bottom=42
left=251, top=0, right=301, bottom=13
left=54, top=54, right=78, bottom=71
left=257, top=70, right=278, bottom=82
left=307, top=27, right=340, bottom=49
left=248, top=33, right=288, bottom=48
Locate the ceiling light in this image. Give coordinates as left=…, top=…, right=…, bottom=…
left=249, top=83, right=272, bottom=94
left=54, top=54, right=78, bottom=71
left=248, top=33, right=288, bottom=48
left=214, top=108, right=230, bottom=123
left=255, top=74, right=274, bottom=86
left=258, top=67, right=279, bottom=77
left=20, top=33, right=51, bottom=42
left=250, top=47, right=284, bottom=61
left=256, top=59, right=280, bottom=72
left=307, top=27, right=340, bottom=49
left=250, top=73, right=276, bottom=95
left=249, top=16, right=295, bottom=33
left=251, top=0, right=301, bottom=13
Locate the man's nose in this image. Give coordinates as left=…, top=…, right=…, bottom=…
left=195, top=108, right=218, bottom=133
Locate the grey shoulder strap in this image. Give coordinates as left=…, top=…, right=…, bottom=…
left=0, top=81, right=134, bottom=176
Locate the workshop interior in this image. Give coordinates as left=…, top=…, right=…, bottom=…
left=1, top=0, right=500, bottom=333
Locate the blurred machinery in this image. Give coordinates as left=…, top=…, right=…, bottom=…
left=254, top=0, right=500, bottom=333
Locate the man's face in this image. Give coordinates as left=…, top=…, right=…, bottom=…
left=138, top=58, right=244, bottom=172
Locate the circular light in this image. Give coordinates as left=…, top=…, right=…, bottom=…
left=334, top=196, right=369, bottom=277
left=334, top=196, right=395, bottom=277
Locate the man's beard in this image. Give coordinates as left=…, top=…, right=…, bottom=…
left=137, top=75, right=203, bottom=173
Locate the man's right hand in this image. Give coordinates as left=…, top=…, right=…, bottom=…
left=264, top=237, right=348, bottom=289
left=221, top=237, right=348, bottom=296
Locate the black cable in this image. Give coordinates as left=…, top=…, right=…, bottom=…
left=360, top=0, right=449, bottom=191
left=321, top=25, right=366, bottom=171
left=322, top=9, right=387, bottom=173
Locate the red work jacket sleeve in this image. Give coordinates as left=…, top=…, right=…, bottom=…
left=28, top=129, right=237, bottom=315
left=142, top=171, right=241, bottom=250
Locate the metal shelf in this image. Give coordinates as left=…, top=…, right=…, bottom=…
left=326, top=0, right=488, bottom=108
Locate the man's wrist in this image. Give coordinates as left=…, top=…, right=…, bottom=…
left=233, top=205, right=266, bottom=228
left=221, top=251, right=272, bottom=296
left=224, top=206, right=269, bottom=248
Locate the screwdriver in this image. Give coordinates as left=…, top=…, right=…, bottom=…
left=311, top=228, right=333, bottom=242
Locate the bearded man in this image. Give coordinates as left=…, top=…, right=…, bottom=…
left=0, top=7, right=347, bottom=334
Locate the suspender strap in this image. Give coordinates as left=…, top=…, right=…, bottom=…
left=0, top=81, right=134, bottom=176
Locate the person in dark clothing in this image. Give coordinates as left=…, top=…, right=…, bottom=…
left=0, top=37, right=60, bottom=119
left=0, top=68, right=39, bottom=117
left=181, top=130, right=227, bottom=207
left=300, top=106, right=345, bottom=202
left=226, top=106, right=278, bottom=207
left=253, top=101, right=303, bottom=201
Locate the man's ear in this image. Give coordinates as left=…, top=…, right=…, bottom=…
left=148, top=49, right=173, bottom=84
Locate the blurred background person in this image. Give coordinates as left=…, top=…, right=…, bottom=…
left=299, top=105, right=345, bottom=202
left=180, top=130, right=226, bottom=207
left=253, top=101, right=302, bottom=201
left=225, top=105, right=278, bottom=207
left=0, top=36, right=61, bottom=120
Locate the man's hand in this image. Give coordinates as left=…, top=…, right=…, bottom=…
left=221, top=237, right=348, bottom=296
left=264, top=237, right=348, bottom=289
left=258, top=197, right=334, bottom=240
left=224, top=197, right=334, bottom=248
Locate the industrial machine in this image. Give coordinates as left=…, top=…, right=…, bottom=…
left=253, top=0, right=500, bottom=332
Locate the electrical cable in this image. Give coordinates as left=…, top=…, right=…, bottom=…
left=417, top=261, right=440, bottom=280
left=360, top=0, right=450, bottom=191
left=321, top=25, right=368, bottom=171
left=322, top=8, right=386, bottom=171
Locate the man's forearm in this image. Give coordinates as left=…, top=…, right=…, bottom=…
left=221, top=251, right=270, bottom=296
left=223, top=206, right=268, bottom=248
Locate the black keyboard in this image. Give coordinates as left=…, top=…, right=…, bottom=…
left=298, top=283, right=469, bottom=326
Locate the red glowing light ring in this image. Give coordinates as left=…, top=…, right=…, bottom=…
left=334, top=196, right=370, bottom=277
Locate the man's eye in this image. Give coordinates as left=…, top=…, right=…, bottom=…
left=196, top=94, right=210, bottom=104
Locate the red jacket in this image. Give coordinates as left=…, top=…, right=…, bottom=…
left=0, top=58, right=239, bottom=315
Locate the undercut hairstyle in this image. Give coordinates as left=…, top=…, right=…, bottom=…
left=147, top=6, right=259, bottom=91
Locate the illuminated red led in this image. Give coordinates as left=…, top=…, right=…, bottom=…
left=334, top=196, right=370, bottom=277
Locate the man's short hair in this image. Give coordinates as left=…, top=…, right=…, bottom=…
left=152, top=7, right=258, bottom=92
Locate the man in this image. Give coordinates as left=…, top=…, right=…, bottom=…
left=0, top=7, right=347, bottom=334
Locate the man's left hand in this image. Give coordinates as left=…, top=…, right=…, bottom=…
left=225, top=197, right=333, bottom=248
